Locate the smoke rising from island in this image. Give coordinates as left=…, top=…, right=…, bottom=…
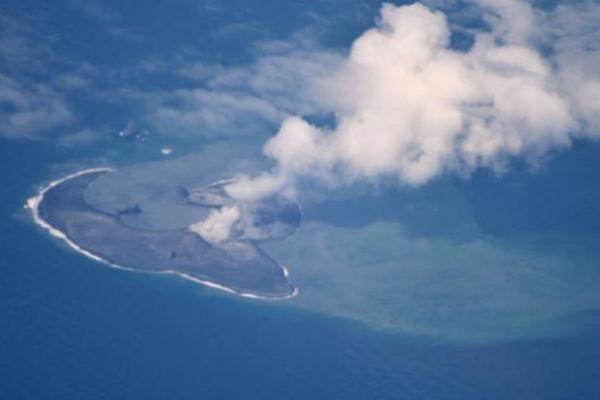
left=193, top=0, right=600, bottom=243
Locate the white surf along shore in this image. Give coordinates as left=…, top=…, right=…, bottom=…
left=25, top=168, right=298, bottom=301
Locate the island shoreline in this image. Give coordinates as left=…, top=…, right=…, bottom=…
left=25, top=168, right=298, bottom=301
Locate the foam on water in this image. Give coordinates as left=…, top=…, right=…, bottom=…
left=26, top=168, right=298, bottom=301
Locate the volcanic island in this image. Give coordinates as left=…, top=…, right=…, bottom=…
left=28, top=169, right=300, bottom=299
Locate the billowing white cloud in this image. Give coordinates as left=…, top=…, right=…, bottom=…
left=548, top=1, right=600, bottom=136
left=224, top=1, right=595, bottom=195
left=191, top=1, right=599, bottom=239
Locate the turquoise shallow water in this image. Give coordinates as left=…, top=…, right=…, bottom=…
left=2, top=141, right=600, bottom=400
left=2, top=0, right=600, bottom=396
left=66, top=141, right=600, bottom=343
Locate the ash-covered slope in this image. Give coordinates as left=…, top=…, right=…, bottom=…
left=36, top=170, right=297, bottom=299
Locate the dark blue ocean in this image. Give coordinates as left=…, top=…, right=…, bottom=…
left=2, top=139, right=600, bottom=400
left=2, top=0, right=600, bottom=398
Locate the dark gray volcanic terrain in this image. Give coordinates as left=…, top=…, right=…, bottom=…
left=38, top=171, right=297, bottom=299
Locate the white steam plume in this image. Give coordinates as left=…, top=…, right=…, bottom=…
left=193, top=1, right=600, bottom=243
left=189, top=206, right=240, bottom=244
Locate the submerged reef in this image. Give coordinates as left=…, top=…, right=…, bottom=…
left=33, top=169, right=299, bottom=299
